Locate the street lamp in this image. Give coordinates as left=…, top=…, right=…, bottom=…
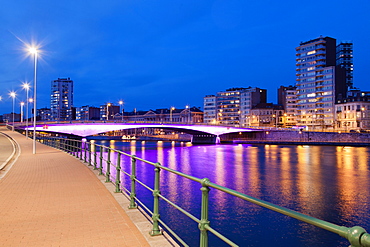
left=119, top=100, right=124, bottom=122
left=9, top=92, right=16, bottom=131
left=106, top=103, right=111, bottom=121
left=22, top=82, right=31, bottom=138
left=170, top=107, right=175, bottom=123
left=185, top=105, right=190, bottom=124
left=29, top=47, right=38, bottom=154
left=20, top=102, right=25, bottom=123
left=361, top=107, right=365, bottom=130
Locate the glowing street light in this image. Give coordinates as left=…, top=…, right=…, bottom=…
left=119, top=100, right=124, bottom=121
left=185, top=105, right=190, bottom=123
left=170, top=107, right=175, bottom=123
left=9, top=91, right=16, bottom=131
left=22, top=82, right=31, bottom=138
left=29, top=46, right=38, bottom=154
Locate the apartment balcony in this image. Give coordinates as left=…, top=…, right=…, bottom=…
left=315, top=44, right=326, bottom=50
left=315, top=61, right=326, bottom=66
left=315, top=50, right=326, bottom=56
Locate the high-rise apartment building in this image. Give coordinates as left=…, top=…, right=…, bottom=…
left=50, top=78, right=74, bottom=121
left=336, top=42, right=354, bottom=89
left=278, top=85, right=297, bottom=127
left=295, top=36, right=347, bottom=129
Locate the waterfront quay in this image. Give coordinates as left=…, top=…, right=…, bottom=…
left=2, top=123, right=370, bottom=246
left=0, top=127, right=175, bottom=247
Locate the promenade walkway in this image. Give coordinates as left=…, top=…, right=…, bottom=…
left=0, top=127, right=173, bottom=247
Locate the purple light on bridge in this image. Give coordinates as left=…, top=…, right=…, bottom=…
left=25, top=123, right=256, bottom=137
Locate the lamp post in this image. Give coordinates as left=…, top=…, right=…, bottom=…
left=361, top=107, right=365, bottom=130
left=170, top=107, right=175, bottom=123
left=106, top=103, right=111, bottom=121
left=29, top=47, right=38, bottom=154
left=9, top=92, right=16, bottom=131
left=119, top=100, right=124, bottom=122
left=185, top=105, right=190, bottom=124
left=134, top=108, right=137, bottom=123
left=20, top=102, right=24, bottom=123
left=22, top=83, right=30, bottom=138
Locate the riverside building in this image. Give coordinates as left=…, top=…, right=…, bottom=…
left=76, top=106, right=101, bottom=121
left=278, top=85, right=297, bottom=127
left=203, top=87, right=266, bottom=127
left=249, top=103, right=285, bottom=127
left=295, top=36, right=347, bottom=130
left=336, top=42, right=354, bottom=89
left=203, top=95, right=217, bottom=124
left=50, top=78, right=74, bottom=121
left=335, top=90, right=370, bottom=131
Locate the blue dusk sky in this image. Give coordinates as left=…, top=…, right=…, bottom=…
left=0, top=0, right=369, bottom=115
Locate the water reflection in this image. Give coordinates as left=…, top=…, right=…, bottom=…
left=93, top=140, right=370, bottom=247
left=336, top=146, right=370, bottom=226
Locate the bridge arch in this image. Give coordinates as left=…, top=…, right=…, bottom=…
left=24, top=123, right=256, bottom=144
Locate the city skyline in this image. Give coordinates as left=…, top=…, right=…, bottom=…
left=1, top=0, right=370, bottom=115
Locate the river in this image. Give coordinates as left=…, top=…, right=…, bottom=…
left=94, top=140, right=370, bottom=247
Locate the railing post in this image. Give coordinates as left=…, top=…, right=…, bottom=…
left=73, top=140, right=78, bottom=158
left=73, top=140, right=76, bottom=157
left=129, top=155, right=137, bottom=209
left=150, top=163, right=162, bottom=236
left=84, top=141, right=87, bottom=163
left=199, top=178, right=211, bottom=247
left=105, top=148, right=111, bottom=182
left=99, top=146, right=104, bottom=175
left=79, top=140, right=83, bottom=160
left=88, top=142, right=92, bottom=166
left=93, top=143, right=98, bottom=170
left=115, top=152, right=121, bottom=193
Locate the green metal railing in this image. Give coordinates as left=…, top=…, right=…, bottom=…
left=39, top=136, right=370, bottom=247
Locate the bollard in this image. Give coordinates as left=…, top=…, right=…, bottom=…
left=199, top=178, right=211, bottom=247
left=129, top=155, right=137, bottom=209
left=115, top=153, right=122, bottom=193
left=150, top=163, right=162, bottom=236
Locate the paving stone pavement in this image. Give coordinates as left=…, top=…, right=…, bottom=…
left=0, top=128, right=173, bottom=247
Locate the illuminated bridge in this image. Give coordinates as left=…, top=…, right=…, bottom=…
left=22, top=122, right=258, bottom=144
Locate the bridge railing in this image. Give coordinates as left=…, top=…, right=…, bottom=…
left=38, top=136, right=370, bottom=247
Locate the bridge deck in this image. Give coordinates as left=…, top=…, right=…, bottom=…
left=0, top=128, right=173, bottom=246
